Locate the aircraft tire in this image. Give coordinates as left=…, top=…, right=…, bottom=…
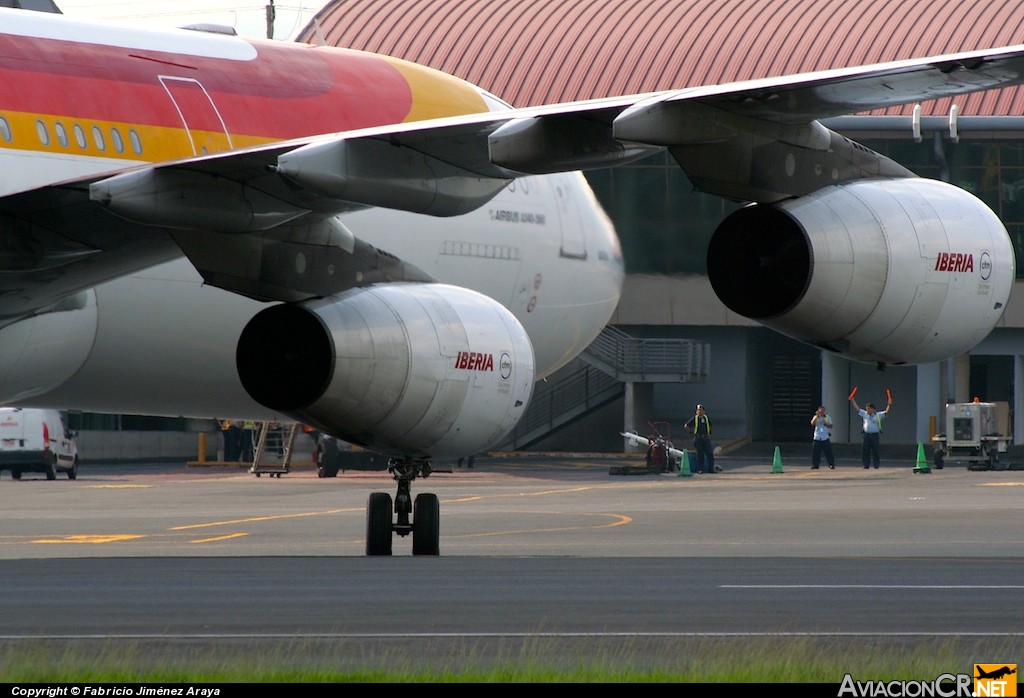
left=316, top=463, right=338, bottom=478
left=412, top=493, right=440, bottom=556
left=366, top=492, right=393, bottom=556
left=316, top=443, right=339, bottom=478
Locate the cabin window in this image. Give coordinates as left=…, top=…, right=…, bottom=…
left=0, top=116, right=11, bottom=142
left=36, top=119, right=49, bottom=146
left=54, top=121, right=68, bottom=148
left=73, top=124, right=87, bottom=149
left=128, top=129, right=142, bottom=155
left=110, top=127, right=124, bottom=154
left=92, top=125, right=105, bottom=151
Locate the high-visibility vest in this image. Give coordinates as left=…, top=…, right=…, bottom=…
left=687, top=414, right=711, bottom=436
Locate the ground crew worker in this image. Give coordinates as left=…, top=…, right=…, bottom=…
left=684, top=404, right=715, bottom=474
left=810, top=406, right=836, bottom=469
left=850, top=395, right=891, bottom=469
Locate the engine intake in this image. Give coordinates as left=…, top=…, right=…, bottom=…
left=237, top=283, right=534, bottom=458
left=707, top=178, right=1015, bottom=365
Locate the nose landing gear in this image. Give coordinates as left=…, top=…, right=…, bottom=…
left=366, top=458, right=440, bottom=556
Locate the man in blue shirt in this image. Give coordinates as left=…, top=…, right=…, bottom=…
left=850, top=395, right=892, bottom=469
left=810, top=405, right=835, bottom=469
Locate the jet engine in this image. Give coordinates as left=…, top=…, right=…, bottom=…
left=236, top=282, right=534, bottom=458
left=0, top=291, right=98, bottom=404
left=707, top=178, right=1015, bottom=365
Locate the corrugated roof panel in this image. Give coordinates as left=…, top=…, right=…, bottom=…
left=513, top=0, right=589, bottom=105
left=298, top=0, right=1024, bottom=115
left=568, top=2, right=655, bottom=103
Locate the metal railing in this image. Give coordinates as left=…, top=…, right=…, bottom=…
left=498, top=364, right=623, bottom=450
left=496, top=326, right=710, bottom=449
left=582, top=325, right=710, bottom=382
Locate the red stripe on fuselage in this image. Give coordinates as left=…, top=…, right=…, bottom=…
left=0, top=34, right=414, bottom=139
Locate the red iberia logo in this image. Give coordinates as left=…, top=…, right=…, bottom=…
left=454, top=351, right=493, bottom=371
left=975, top=664, right=1017, bottom=697
left=935, top=252, right=974, bottom=272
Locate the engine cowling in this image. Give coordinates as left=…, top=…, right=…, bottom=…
left=236, top=283, right=534, bottom=459
left=0, top=291, right=98, bottom=404
left=707, top=178, right=1015, bottom=365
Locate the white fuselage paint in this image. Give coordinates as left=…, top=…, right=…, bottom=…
left=9, top=170, right=622, bottom=419
left=0, top=11, right=624, bottom=419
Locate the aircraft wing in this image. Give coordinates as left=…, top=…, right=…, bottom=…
left=6, top=42, right=1024, bottom=315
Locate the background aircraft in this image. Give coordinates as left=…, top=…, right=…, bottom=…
left=3, top=7, right=1024, bottom=552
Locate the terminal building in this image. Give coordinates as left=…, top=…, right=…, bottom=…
left=62, top=0, right=1024, bottom=456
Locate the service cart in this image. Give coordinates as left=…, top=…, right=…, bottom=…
left=931, top=402, right=1012, bottom=470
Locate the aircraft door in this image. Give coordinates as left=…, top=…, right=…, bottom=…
left=552, top=173, right=587, bottom=260
left=159, top=76, right=233, bottom=155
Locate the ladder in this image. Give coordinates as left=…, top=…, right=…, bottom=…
left=249, top=421, right=299, bottom=477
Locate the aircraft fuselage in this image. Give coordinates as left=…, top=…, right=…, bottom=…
left=0, top=10, right=623, bottom=418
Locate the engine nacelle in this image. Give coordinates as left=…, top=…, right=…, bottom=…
left=236, top=283, right=535, bottom=459
left=0, top=292, right=98, bottom=404
left=707, top=178, right=1015, bottom=365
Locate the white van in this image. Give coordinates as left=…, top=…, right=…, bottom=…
left=0, top=408, right=79, bottom=480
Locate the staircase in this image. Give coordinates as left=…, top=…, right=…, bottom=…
left=497, top=326, right=711, bottom=449
left=249, top=421, right=299, bottom=477
left=581, top=325, right=710, bottom=382
left=498, top=364, right=624, bottom=450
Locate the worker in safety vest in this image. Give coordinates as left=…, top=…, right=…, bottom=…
left=683, top=404, right=715, bottom=474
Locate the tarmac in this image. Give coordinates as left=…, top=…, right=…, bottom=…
left=184, top=438, right=1023, bottom=473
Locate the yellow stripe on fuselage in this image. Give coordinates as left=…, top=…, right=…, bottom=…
left=0, top=55, right=485, bottom=172
left=0, top=110, right=275, bottom=164
left=377, top=55, right=489, bottom=122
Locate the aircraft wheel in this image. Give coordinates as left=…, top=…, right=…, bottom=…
left=412, top=493, right=440, bottom=556
left=366, top=492, right=393, bottom=556
left=316, top=445, right=338, bottom=478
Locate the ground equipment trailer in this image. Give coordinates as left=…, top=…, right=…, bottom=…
left=931, top=401, right=1012, bottom=470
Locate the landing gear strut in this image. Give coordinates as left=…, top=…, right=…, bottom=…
left=365, top=458, right=440, bottom=556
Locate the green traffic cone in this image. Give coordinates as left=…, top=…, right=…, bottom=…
left=913, top=442, right=931, bottom=474
left=772, top=445, right=784, bottom=473
left=678, top=450, right=693, bottom=477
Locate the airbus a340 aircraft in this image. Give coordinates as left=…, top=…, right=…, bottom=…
left=3, top=6, right=1024, bottom=555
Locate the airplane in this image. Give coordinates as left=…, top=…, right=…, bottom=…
left=4, top=6, right=1024, bottom=555
left=976, top=666, right=1017, bottom=681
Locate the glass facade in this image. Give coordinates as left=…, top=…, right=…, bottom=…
left=585, top=151, right=741, bottom=275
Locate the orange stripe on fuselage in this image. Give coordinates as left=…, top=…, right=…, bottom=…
left=0, top=24, right=489, bottom=168
left=0, top=110, right=271, bottom=163
left=375, top=54, right=489, bottom=122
